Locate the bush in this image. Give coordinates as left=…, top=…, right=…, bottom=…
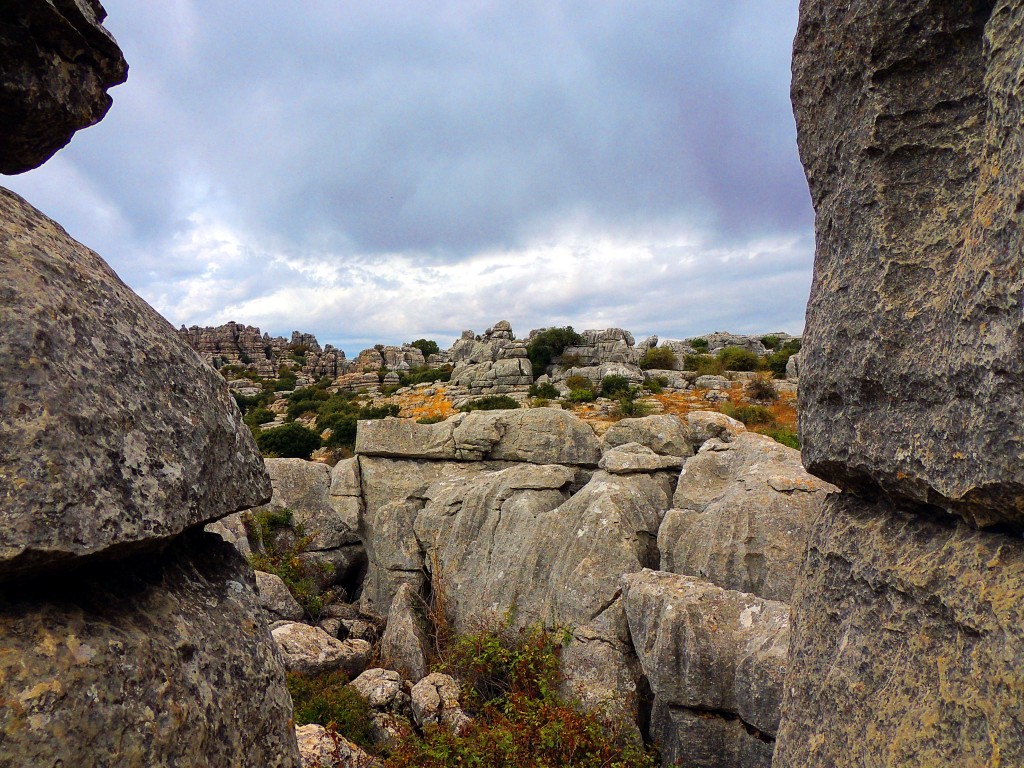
left=766, top=339, right=801, bottom=378
left=688, top=337, right=709, bottom=352
left=244, top=508, right=332, bottom=617
left=460, top=395, right=520, bottom=412
left=599, top=375, right=632, bottom=398
left=717, top=346, right=761, bottom=372
left=387, top=623, right=656, bottom=768
left=683, top=354, right=725, bottom=376
left=417, top=414, right=448, bottom=425
left=764, top=426, right=800, bottom=449
left=723, top=403, right=776, bottom=427
left=286, top=670, right=376, bottom=749
left=526, top=327, right=583, bottom=379
left=638, top=346, right=677, bottom=370
left=399, top=365, right=453, bottom=387
left=256, top=422, right=322, bottom=459
left=760, top=335, right=780, bottom=350
left=566, top=388, right=596, bottom=404
left=745, top=373, right=779, bottom=402
left=528, top=382, right=560, bottom=399
left=409, top=338, right=440, bottom=358
left=564, top=375, right=593, bottom=392
left=244, top=407, right=276, bottom=429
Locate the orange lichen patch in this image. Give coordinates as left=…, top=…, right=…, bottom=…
left=381, top=385, right=458, bottom=421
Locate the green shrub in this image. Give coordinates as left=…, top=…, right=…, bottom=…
left=526, top=327, right=583, bottom=379
left=233, top=390, right=273, bottom=413
left=460, top=395, right=521, bottom=412
left=244, top=508, right=332, bottom=618
left=409, top=338, right=441, bottom=358
left=745, top=374, right=779, bottom=402
left=760, top=335, right=780, bottom=350
left=717, top=346, right=761, bottom=372
left=256, top=422, right=322, bottom=459
left=564, top=375, right=593, bottom=392
left=399, top=365, right=452, bottom=387
left=320, top=413, right=357, bottom=450
left=683, top=354, right=725, bottom=376
left=566, top=388, right=596, bottom=404
left=417, top=414, right=448, bottom=424
left=286, top=670, right=376, bottom=748
left=557, top=352, right=583, bottom=368
left=387, top=623, right=656, bottom=768
left=528, top=382, right=560, bottom=399
left=764, top=426, right=800, bottom=449
left=688, top=337, right=709, bottom=352
left=244, top=407, right=276, bottom=429
left=614, top=393, right=652, bottom=418
left=723, top=403, right=776, bottom=427
left=638, top=346, right=677, bottom=370
left=599, top=375, right=632, bottom=398
left=766, top=340, right=801, bottom=378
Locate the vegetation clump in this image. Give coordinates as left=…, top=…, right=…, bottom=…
left=638, top=346, right=677, bottom=370
left=286, top=670, right=376, bottom=749
left=256, top=422, right=322, bottom=460
left=459, top=395, right=521, bottom=412
left=409, top=338, right=440, bottom=358
left=526, top=327, right=583, bottom=379
left=745, top=373, right=779, bottom=402
left=528, top=382, right=560, bottom=399
left=244, top=508, right=332, bottom=617
left=399, top=365, right=452, bottom=387
left=599, top=375, right=632, bottom=398
left=688, top=337, right=709, bottom=352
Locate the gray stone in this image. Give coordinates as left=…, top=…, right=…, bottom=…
left=622, top=569, right=788, bottom=767
left=599, top=442, right=685, bottom=474
left=271, top=622, right=371, bottom=677
left=379, top=583, right=430, bottom=682
left=294, top=724, right=378, bottom=768
left=255, top=570, right=305, bottom=621
left=686, top=410, right=745, bottom=448
left=774, top=494, right=1024, bottom=767
left=602, top=414, right=693, bottom=457
left=0, top=187, right=271, bottom=579
left=259, top=458, right=359, bottom=551
left=349, top=668, right=405, bottom=710
left=0, top=0, right=128, bottom=174
left=784, top=352, right=800, bottom=380
left=792, top=0, right=1024, bottom=529
left=660, top=432, right=835, bottom=602
left=410, top=673, right=471, bottom=734
left=0, top=533, right=300, bottom=767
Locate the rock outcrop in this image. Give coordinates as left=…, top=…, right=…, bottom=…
left=778, top=2, right=1024, bottom=765
left=0, top=0, right=128, bottom=174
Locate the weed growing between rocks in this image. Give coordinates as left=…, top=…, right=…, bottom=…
left=287, top=670, right=376, bottom=749
left=458, top=395, right=520, bottom=411
left=243, top=508, right=334, bottom=619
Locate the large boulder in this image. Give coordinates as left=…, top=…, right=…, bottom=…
left=601, top=414, right=693, bottom=458
left=659, top=432, right=834, bottom=602
left=0, top=0, right=128, bottom=174
left=0, top=532, right=300, bottom=766
left=0, top=187, right=271, bottom=578
left=793, top=0, right=1024, bottom=529
left=257, top=458, right=360, bottom=551
left=379, top=583, right=430, bottom=682
left=271, top=622, right=371, bottom=677
left=623, top=569, right=789, bottom=768
left=775, top=494, right=1024, bottom=766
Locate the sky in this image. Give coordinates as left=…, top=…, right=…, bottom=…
left=5, top=1, right=812, bottom=357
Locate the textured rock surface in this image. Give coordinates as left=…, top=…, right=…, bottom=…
left=410, top=673, right=471, bottom=734
left=686, top=410, right=745, bottom=448
left=599, top=442, right=685, bottom=475
left=258, top=458, right=360, bottom=551
left=295, top=724, right=377, bottom=768
left=774, top=494, right=1024, bottom=767
left=793, top=0, right=1024, bottom=528
left=660, top=432, right=834, bottom=601
left=0, top=532, right=300, bottom=766
left=623, top=569, right=788, bottom=768
left=255, top=570, right=305, bottom=621
left=0, top=187, right=271, bottom=578
left=0, top=0, right=128, bottom=173
left=271, top=622, right=371, bottom=676
left=601, top=414, right=693, bottom=457
left=379, top=583, right=429, bottom=682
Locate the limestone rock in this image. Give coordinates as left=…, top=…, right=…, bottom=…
left=623, top=569, right=788, bottom=768
left=379, top=583, right=430, bottom=682
left=349, top=668, right=405, bottom=710
left=784, top=352, right=799, bottom=380
left=792, top=0, right=1024, bottom=528
left=686, top=410, right=745, bottom=448
left=271, top=622, right=371, bottom=676
left=410, top=673, right=471, bottom=734
left=598, top=442, right=685, bottom=475
left=660, top=432, right=835, bottom=602
left=0, top=532, right=300, bottom=767
left=602, top=414, right=693, bottom=457
left=295, top=724, right=378, bottom=768
left=255, top=570, right=305, bottom=621
left=259, top=458, right=359, bottom=551
left=774, top=493, right=1024, bottom=767
left=0, top=0, right=128, bottom=174
left=328, top=457, right=363, bottom=533
left=0, top=187, right=271, bottom=578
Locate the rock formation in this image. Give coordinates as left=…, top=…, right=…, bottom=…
left=0, top=187, right=300, bottom=765
left=0, top=0, right=128, bottom=174
left=777, top=1, right=1024, bottom=765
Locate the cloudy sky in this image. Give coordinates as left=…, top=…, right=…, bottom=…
left=7, top=1, right=812, bottom=357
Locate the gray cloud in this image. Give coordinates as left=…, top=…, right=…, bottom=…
left=4, top=0, right=812, bottom=354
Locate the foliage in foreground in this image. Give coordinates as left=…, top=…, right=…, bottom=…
left=287, top=669, right=376, bottom=750
left=384, top=624, right=656, bottom=768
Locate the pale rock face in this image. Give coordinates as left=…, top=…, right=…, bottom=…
left=602, top=414, right=693, bottom=457
left=784, top=352, right=800, bottom=380
left=598, top=442, right=685, bottom=475
left=410, top=673, right=472, bottom=734
left=271, top=622, right=371, bottom=676
left=660, top=432, right=835, bottom=602
left=556, top=362, right=644, bottom=388
left=686, top=410, right=745, bottom=448
left=561, top=327, right=639, bottom=366
left=0, top=187, right=272, bottom=578
left=0, top=534, right=301, bottom=767
left=379, top=583, right=430, bottom=682
left=295, top=724, right=378, bottom=768
left=349, top=668, right=405, bottom=710
left=0, top=0, right=128, bottom=174
left=622, top=569, right=789, bottom=768
left=255, top=570, right=305, bottom=621
left=257, top=459, right=360, bottom=551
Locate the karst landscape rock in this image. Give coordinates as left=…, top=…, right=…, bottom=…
left=3, top=0, right=1023, bottom=766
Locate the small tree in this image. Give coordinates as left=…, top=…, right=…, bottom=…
left=256, top=422, right=322, bottom=459
left=639, top=346, right=677, bottom=370
left=409, top=338, right=440, bottom=357
left=526, top=327, right=583, bottom=379
left=600, top=374, right=632, bottom=398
